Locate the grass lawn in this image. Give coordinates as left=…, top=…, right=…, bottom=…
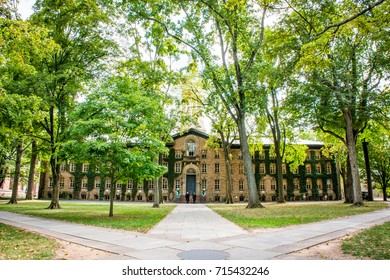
left=208, top=201, right=388, bottom=229
left=0, top=200, right=176, bottom=233
left=0, top=223, right=58, bottom=260
left=342, top=221, right=390, bottom=260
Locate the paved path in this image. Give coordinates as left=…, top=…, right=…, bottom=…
left=1, top=203, right=390, bottom=260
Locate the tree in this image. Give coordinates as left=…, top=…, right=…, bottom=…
left=360, top=123, right=390, bottom=201
left=285, top=1, right=389, bottom=206
left=121, top=0, right=275, bottom=208
left=0, top=0, right=19, bottom=19
left=63, top=76, right=168, bottom=216
left=183, top=74, right=238, bottom=204
left=116, top=19, right=182, bottom=206
left=0, top=94, right=42, bottom=203
left=29, top=0, right=116, bottom=209
left=122, top=0, right=385, bottom=208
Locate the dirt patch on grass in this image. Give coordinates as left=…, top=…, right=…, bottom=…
left=54, top=240, right=116, bottom=260
left=288, top=234, right=369, bottom=260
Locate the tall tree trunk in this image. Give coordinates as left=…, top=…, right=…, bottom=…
left=153, top=155, right=162, bottom=208
left=222, top=144, right=234, bottom=204
left=109, top=173, right=115, bottom=217
left=26, top=140, right=38, bottom=200
left=0, top=165, right=9, bottom=190
left=8, top=141, right=23, bottom=204
left=153, top=177, right=160, bottom=208
left=344, top=157, right=354, bottom=203
left=219, top=130, right=233, bottom=204
left=343, top=109, right=364, bottom=206
left=158, top=176, right=164, bottom=204
left=381, top=174, right=388, bottom=201
left=237, top=116, right=263, bottom=208
left=38, top=161, right=49, bottom=199
left=47, top=155, right=61, bottom=209
left=362, top=140, right=373, bottom=201
left=266, top=93, right=285, bottom=204
left=0, top=152, right=8, bottom=189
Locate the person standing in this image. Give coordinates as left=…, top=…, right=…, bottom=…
left=185, top=192, right=190, bottom=203
left=192, top=193, right=196, bottom=203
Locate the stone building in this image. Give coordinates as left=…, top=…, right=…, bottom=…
left=42, top=128, right=340, bottom=203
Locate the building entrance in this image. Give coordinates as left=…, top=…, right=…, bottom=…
left=186, top=175, right=196, bottom=195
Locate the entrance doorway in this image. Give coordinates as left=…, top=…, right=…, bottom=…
left=186, top=175, right=196, bottom=195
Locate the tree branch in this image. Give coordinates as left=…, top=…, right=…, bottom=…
left=315, top=0, right=386, bottom=37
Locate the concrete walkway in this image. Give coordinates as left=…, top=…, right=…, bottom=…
left=1, top=203, right=390, bottom=260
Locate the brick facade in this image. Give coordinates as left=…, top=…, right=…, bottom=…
left=43, top=128, right=340, bottom=202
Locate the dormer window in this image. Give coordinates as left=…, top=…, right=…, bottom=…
left=187, top=139, right=196, bottom=156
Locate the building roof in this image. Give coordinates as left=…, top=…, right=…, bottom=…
left=170, top=128, right=324, bottom=148
left=171, top=128, right=209, bottom=141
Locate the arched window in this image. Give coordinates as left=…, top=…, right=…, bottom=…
left=187, top=168, right=196, bottom=174
left=270, top=163, right=276, bottom=174
left=326, top=163, right=332, bottom=174
left=187, top=139, right=197, bottom=156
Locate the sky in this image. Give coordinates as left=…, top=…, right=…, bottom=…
left=18, top=0, right=34, bottom=19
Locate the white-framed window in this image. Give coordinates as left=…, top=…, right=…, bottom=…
left=283, top=179, right=288, bottom=190
left=215, top=163, right=220, bottom=173
left=82, top=162, right=89, bottom=172
left=201, top=150, right=207, bottom=159
left=315, top=150, right=321, bottom=160
left=282, top=164, right=287, bottom=174
left=270, top=163, right=276, bottom=174
left=175, top=179, right=181, bottom=189
left=162, top=178, right=168, bottom=190
left=239, top=179, right=244, bottom=191
left=127, top=180, right=133, bottom=189
left=214, top=179, right=220, bottom=191
left=202, top=179, right=207, bottom=189
left=175, top=162, right=181, bottom=173
left=201, top=163, right=207, bottom=173
left=271, top=178, right=276, bottom=190
left=116, top=182, right=122, bottom=189
left=215, top=150, right=220, bottom=159
left=148, top=180, right=154, bottom=189
left=260, top=163, right=265, bottom=174
left=326, top=162, right=332, bottom=174
left=82, top=177, right=88, bottom=188
left=259, top=152, right=265, bottom=159
left=260, top=179, right=265, bottom=190
left=69, top=178, right=75, bottom=189
left=239, top=164, right=244, bottom=174
left=163, top=161, right=168, bottom=168
left=316, top=163, right=322, bottom=174
left=175, top=150, right=182, bottom=158
left=306, top=150, right=311, bottom=160
left=105, top=178, right=111, bottom=189
left=305, top=163, right=312, bottom=174
left=60, top=162, right=66, bottom=172
left=306, top=178, right=312, bottom=190
left=186, top=139, right=197, bottom=156
left=59, top=177, right=65, bottom=188
left=327, top=179, right=333, bottom=189
left=69, top=161, right=76, bottom=172
left=95, top=177, right=101, bottom=189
